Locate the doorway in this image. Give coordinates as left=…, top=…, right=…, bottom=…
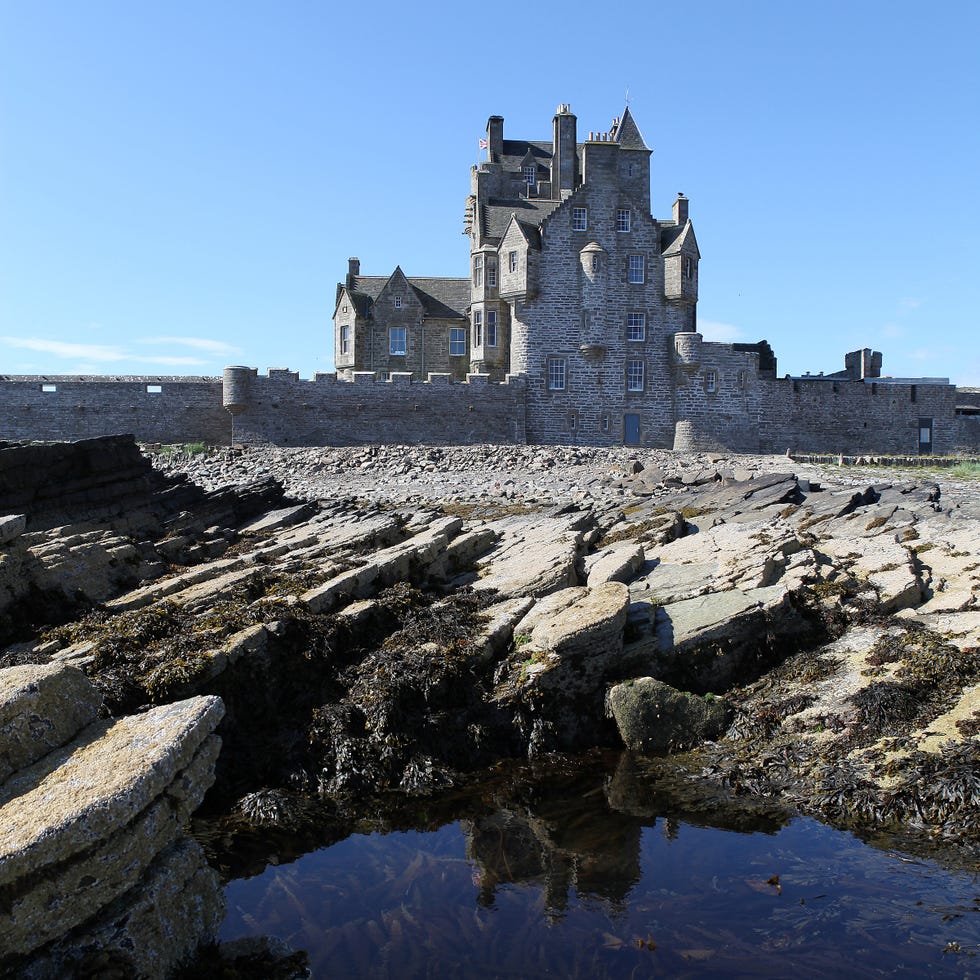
left=624, top=413, right=640, bottom=446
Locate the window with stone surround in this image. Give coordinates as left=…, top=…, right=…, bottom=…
left=41, top=384, right=57, bottom=392
left=572, top=208, right=588, bottom=232
left=487, top=260, right=497, bottom=287
left=473, top=311, right=483, bottom=347
left=486, top=310, right=498, bottom=347
left=389, top=327, right=407, bottom=356
left=449, top=327, right=465, bottom=356
left=626, top=359, right=645, bottom=391
left=340, top=324, right=350, bottom=355
left=628, top=254, right=645, bottom=283
left=600, top=412, right=610, bottom=432
left=146, top=385, right=162, bottom=394
left=548, top=357, right=566, bottom=391
left=705, top=370, right=717, bottom=393
left=684, top=256, right=695, bottom=280
left=473, top=256, right=483, bottom=287
left=394, top=295, right=402, bottom=309
left=617, top=208, right=631, bottom=233
left=627, top=312, right=645, bottom=341
left=523, top=165, right=536, bottom=186
left=508, top=250, right=517, bottom=273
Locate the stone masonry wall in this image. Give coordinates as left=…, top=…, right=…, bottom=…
left=229, top=369, right=527, bottom=446
left=758, top=378, right=959, bottom=455
left=0, top=376, right=230, bottom=445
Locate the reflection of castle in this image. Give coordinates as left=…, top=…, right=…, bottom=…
left=331, top=103, right=979, bottom=454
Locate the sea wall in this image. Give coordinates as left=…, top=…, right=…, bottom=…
left=0, top=376, right=229, bottom=445
left=224, top=368, right=527, bottom=446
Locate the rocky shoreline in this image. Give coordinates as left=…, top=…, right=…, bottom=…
left=2, top=436, right=980, bottom=973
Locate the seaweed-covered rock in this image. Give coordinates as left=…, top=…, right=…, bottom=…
left=607, top=677, right=731, bottom=752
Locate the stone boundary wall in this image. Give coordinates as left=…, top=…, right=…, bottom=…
left=758, top=377, right=959, bottom=456
left=0, top=376, right=230, bottom=445
left=226, top=368, right=528, bottom=446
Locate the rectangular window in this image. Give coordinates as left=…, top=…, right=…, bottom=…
left=684, top=257, right=694, bottom=279
left=568, top=410, right=577, bottom=431
left=381, top=371, right=391, bottom=382
left=523, top=165, right=536, bottom=186
left=509, top=250, right=517, bottom=273
left=389, top=327, right=407, bottom=356
left=486, top=310, right=497, bottom=347
left=473, top=256, right=483, bottom=287
left=600, top=413, right=610, bottom=432
left=617, top=208, right=631, bottom=232
left=487, top=261, right=497, bottom=287
left=473, top=311, right=483, bottom=347
left=394, top=295, right=402, bottom=309
left=449, top=327, right=466, bottom=356
left=572, top=207, right=587, bottom=232
left=146, top=384, right=162, bottom=394
left=41, top=384, right=57, bottom=392
left=548, top=358, right=566, bottom=391
left=626, top=359, right=645, bottom=391
left=626, top=312, right=646, bottom=341
left=340, top=324, right=350, bottom=355
left=706, top=370, right=716, bottom=393
left=628, top=254, right=645, bottom=283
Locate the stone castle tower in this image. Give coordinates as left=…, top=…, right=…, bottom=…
left=463, top=103, right=700, bottom=444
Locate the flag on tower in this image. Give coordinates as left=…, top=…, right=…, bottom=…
left=479, top=138, right=488, bottom=149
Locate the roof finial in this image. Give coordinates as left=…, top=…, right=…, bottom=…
left=625, top=85, right=630, bottom=106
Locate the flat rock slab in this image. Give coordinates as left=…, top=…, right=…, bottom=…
left=0, top=663, right=102, bottom=783
left=0, top=514, right=26, bottom=546
left=0, top=695, right=224, bottom=887
left=655, top=584, right=788, bottom=651
left=530, top=581, right=629, bottom=658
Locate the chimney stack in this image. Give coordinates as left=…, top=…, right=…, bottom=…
left=672, top=193, right=689, bottom=225
left=347, top=257, right=360, bottom=287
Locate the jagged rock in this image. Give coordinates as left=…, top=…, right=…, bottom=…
left=607, top=677, right=731, bottom=752
left=0, top=663, right=102, bottom=782
left=0, top=514, right=25, bottom=545
left=586, top=541, right=644, bottom=585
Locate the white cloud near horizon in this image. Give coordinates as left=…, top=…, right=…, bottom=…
left=697, top=319, right=744, bottom=342
left=138, top=335, right=243, bottom=356
left=0, top=336, right=205, bottom=365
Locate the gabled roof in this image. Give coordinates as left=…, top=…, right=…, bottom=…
left=661, top=220, right=700, bottom=259
left=342, top=273, right=470, bottom=319
left=499, top=213, right=543, bottom=250
left=613, top=106, right=649, bottom=150
left=482, top=198, right=563, bottom=241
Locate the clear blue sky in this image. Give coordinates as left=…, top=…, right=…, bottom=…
left=2, top=1, right=979, bottom=384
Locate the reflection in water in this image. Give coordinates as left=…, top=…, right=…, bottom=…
left=207, top=752, right=980, bottom=977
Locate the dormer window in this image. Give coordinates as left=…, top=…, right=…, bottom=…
left=523, top=165, right=536, bottom=187
left=394, top=295, right=402, bottom=309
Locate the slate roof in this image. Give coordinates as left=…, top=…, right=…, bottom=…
left=482, top=198, right=563, bottom=241
left=345, top=276, right=470, bottom=319
left=499, top=140, right=553, bottom=174
left=613, top=107, right=649, bottom=150
left=660, top=221, right=699, bottom=258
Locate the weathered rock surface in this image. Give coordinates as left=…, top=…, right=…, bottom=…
left=0, top=661, right=224, bottom=970
left=4, top=441, right=980, bottom=967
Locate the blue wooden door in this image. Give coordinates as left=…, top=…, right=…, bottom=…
left=624, top=413, right=640, bottom=445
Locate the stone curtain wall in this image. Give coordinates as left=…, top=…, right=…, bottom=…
left=758, top=378, right=959, bottom=455
left=0, top=376, right=230, bottom=445
left=229, top=370, right=527, bottom=446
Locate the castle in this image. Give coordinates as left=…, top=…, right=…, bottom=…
left=330, top=104, right=978, bottom=454
left=1, top=103, right=978, bottom=453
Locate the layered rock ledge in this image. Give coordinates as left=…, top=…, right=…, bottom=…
left=3, top=438, right=980, bottom=969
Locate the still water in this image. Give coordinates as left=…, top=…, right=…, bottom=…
left=215, top=756, right=980, bottom=978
